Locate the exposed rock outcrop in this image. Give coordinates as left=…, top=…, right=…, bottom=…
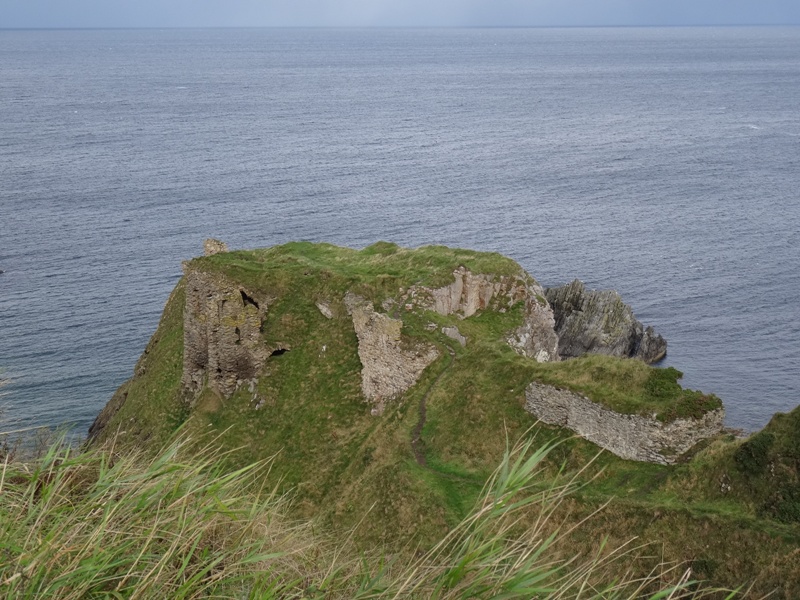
left=407, top=267, right=559, bottom=363
left=442, top=326, right=466, bottom=347
left=545, top=280, right=667, bottom=363
left=525, top=382, right=723, bottom=464
left=506, top=295, right=560, bottom=363
left=182, top=268, right=271, bottom=399
left=345, top=293, right=439, bottom=415
left=316, top=301, right=334, bottom=319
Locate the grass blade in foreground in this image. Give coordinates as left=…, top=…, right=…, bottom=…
left=0, top=431, right=735, bottom=598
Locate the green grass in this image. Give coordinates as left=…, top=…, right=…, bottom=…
left=86, top=242, right=800, bottom=597
left=528, top=354, right=722, bottom=422
left=194, top=241, right=526, bottom=302
left=0, top=432, right=732, bottom=599
left=90, top=280, right=188, bottom=446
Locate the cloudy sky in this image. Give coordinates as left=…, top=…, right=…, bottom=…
left=3, top=0, right=799, bottom=28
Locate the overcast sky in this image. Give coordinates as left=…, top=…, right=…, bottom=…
left=3, top=0, right=800, bottom=28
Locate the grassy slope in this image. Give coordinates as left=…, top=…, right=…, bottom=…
left=4, top=432, right=727, bottom=599
left=95, top=242, right=800, bottom=597
left=96, top=280, right=187, bottom=443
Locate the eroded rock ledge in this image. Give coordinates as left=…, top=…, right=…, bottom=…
left=344, top=292, right=439, bottom=415
left=525, top=382, right=724, bottom=464
left=545, top=280, right=667, bottom=363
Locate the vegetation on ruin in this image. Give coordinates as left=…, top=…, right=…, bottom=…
left=24, top=243, right=800, bottom=597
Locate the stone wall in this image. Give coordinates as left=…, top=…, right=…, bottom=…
left=203, top=238, right=229, bottom=256
left=344, top=293, right=439, bottom=415
left=506, top=295, right=560, bottom=363
left=182, top=268, right=271, bottom=398
left=524, top=382, right=724, bottom=464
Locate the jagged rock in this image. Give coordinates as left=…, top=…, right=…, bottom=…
left=545, top=280, right=667, bottom=363
left=344, top=292, right=438, bottom=414
left=525, top=381, right=723, bottom=465
left=182, top=268, right=271, bottom=398
left=506, top=294, right=560, bottom=363
left=203, top=238, right=229, bottom=256
left=442, top=326, right=466, bottom=347
left=408, top=267, right=559, bottom=362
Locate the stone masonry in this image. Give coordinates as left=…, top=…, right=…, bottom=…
left=525, top=381, right=724, bottom=464
left=345, top=292, right=439, bottom=414
left=406, top=267, right=560, bottom=363
left=182, top=268, right=271, bottom=398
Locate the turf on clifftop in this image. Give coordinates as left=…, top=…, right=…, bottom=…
left=90, top=242, right=800, bottom=596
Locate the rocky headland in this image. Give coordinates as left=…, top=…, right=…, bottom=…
left=85, top=241, right=800, bottom=597
left=546, top=279, right=667, bottom=363
left=91, top=240, right=712, bottom=465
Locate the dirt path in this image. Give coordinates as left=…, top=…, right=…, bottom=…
left=411, top=343, right=456, bottom=467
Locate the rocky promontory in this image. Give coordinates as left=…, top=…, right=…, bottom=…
left=546, top=279, right=667, bottom=363
left=83, top=240, right=800, bottom=598
left=91, top=241, right=718, bottom=467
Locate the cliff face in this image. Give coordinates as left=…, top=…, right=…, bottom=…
left=545, top=280, right=667, bottom=363
left=87, top=242, right=800, bottom=596
left=91, top=244, right=682, bottom=445
left=92, top=244, right=575, bottom=444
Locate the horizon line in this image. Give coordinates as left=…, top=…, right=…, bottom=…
left=2, top=23, right=800, bottom=31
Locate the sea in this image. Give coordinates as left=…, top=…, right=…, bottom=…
left=1, top=27, right=798, bottom=436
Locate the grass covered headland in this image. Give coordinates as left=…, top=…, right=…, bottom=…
left=10, top=242, right=800, bottom=597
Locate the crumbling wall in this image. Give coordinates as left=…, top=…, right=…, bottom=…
left=525, top=381, right=724, bottom=464
left=345, top=293, right=439, bottom=415
left=203, top=238, right=229, bottom=256
left=407, top=267, right=559, bottom=363
left=409, top=266, right=530, bottom=318
left=182, top=268, right=270, bottom=398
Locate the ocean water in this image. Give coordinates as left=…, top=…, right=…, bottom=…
left=1, top=27, right=798, bottom=435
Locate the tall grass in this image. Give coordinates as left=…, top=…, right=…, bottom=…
left=0, top=431, right=735, bottom=599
